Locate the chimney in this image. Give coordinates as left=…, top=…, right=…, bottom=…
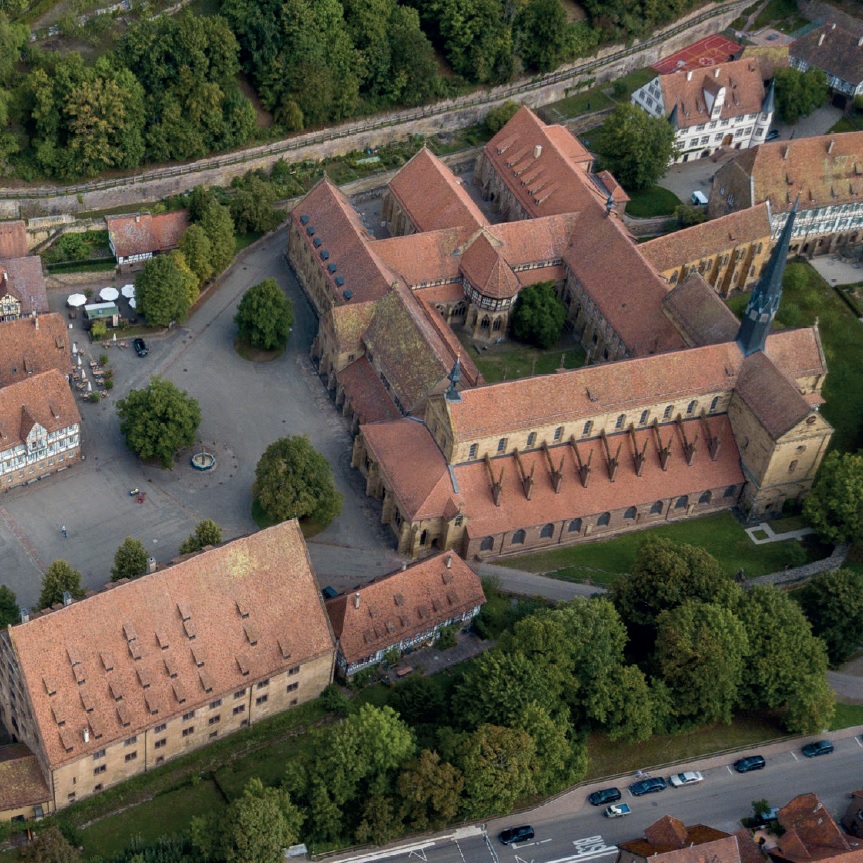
left=19, top=607, right=29, bottom=623
left=401, top=562, right=407, bottom=571
left=135, top=215, right=140, bottom=223
left=533, top=144, right=542, bottom=159
left=147, top=556, right=157, bottom=574
left=353, top=592, right=360, bottom=610
left=686, top=70, right=693, bottom=81
left=82, top=727, right=90, bottom=744
left=819, top=32, right=825, bottom=46
left=445, top=555, right=452, bottom=569
left=34, top=314, right=38, bottom=330
left=62, top=591, right=72, bottom=607
left=714, top=68, right=720, bottom=78
left=828, top=139, right=835, bottom=154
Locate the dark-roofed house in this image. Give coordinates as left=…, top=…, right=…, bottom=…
left=0, top=744, right=52, bottom=823
left=326, top=551, right=485, bottom=677
left=791, top=23, right=863, bottom=99
left=0, top=222, right=29, bottom=260
left=0, top=520, right=335, bottom=810
left=106, top=211, right=189, bottom=272
left=0, top=257, right=49, bottom=321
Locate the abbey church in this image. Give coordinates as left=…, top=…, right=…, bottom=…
left=287, top=107, right=832, bottom=560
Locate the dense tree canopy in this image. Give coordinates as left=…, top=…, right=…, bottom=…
left=0, top=583, right=17, bottom=626
left=803, top=451, right=863, bottom=544
left=774, top=67, right=829, bottom=124
left=798, top=568, right=863, bottom=666
left=510, top=281, right=567, bottom=348
left=135, top=253, right=194, bottom=327
left=111, top=537, right=149, bottom=582
left=599, top=102, right=676, bottom=190
left=19, top=827, right=81, bottom=863
left=396, top=749, right=464, bottom=831
left=180, top=519, right=224, bottom=555
left=194, top=193, right=236, bottom=275
left=38, top=561, right=85, bottom=610
left=235, top=278, right=294, bottom=351
left=116, top=377, right=202, bottom=468
left=179, top=224, right=214, bottom=285
left=230, top=175, right=281, bottom=234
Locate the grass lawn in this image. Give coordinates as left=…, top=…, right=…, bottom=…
left=753, top=0, right=808, bottom=31
left=539, top=87, right=613, bottom=122
left=464, top=336, right=586, bottom=383
left=508, top=512, right=828, bottom=586
left=80, top=780, right=226, bottom=859
left=612, top=67, right=657, bottom=99
left=829, top=702, right=863, bottom=731
left=586, top=712, right=785, bottom=779
left=625, top=185, right=681, bottom=218
left=234, top=231, right=264, bottom=252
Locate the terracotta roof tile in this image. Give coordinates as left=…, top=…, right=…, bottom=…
left=0, top=369, right=79, bottom=446
left=387, top=148, right=488, bottom=233
left=9, top=521, right=334, bottom=769
left=326, top=552, right=485, bottom=664
left=0, top=313, right=71, bottom=387
left=460, top=231, right=520, bottom=299
left=336, top=358, right=402, bottom=425
left=0, top=221, right=28, bottom=259
left=642, top=204, right=771, bottom=273
left=776, top=794, right=863, bottom=863
left=373, top=228, right=467, bottom=287
left=734, top=351, right=812, bottom=437
left=0, top=743, right=51, bottom=811
left=621, top=819, right=735, bottom=861
left=0, top=257, right=49, bottom=316
left=662, top=273, right=741, bottom=346
left=792, top=24, right=863, bottom=89
left=106, top=211, right=188, bottom=259
left=326, top=301, right=378, bottom=356
left=764, top=327, right=827, bottom=380
left=734, top=830, right=769, bottom=863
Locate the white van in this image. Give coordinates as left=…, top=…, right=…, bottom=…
left=690, top=190, right=708, bottom=206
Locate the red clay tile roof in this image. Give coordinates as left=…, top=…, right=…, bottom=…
left=9, top=521, right=334, bottom=769
left=336, top=358, right=402, bottom=425
left=326, top=552, right=486, bottom=664
left=373, top=228, right=467, bottom=287
left=292, top=179, right=396, bottom=306
left=326, top=301, right=378, bottom=356
left=0, top=313, right=71, bottom=387
left=642, top=204, right=771, bottom=273
left=460, top=231, right=520, bottom=299
left=595, top=170, right=630, bottom=205
left=490, top=214, right=580, bottom=265
left=0, top=221, right=28, bottom=259
left=735, top=830, right=769, bottom=863
left=414, top=283, right=465, bottom=304
left=0, top=743, right=51, bottom=811
left=792, top=24, right=863, bottom=89
left=764, top=327, right=827, bottom=381
left=106, top=211, right=189, bottom=259
left=775, top=794, right=863, bottom=863
left=658, top=58, right=766, bottom=130
left=735, top=351, right=814, bottom=437
left=0, top=257, right=49, bottom=315
left=387, top=148, right=488, bottom=233
left=621, top=819, right=735, bottom=860
left=662, top=273, right=741, bottom=346
left=0, top=369, right=79, bottom=445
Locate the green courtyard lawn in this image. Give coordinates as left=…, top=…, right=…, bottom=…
left=508, top=512, right=829, bottom=587
left=625, top=185, right=681, bottom=218
left=538, top=87, right=613, bottom=122
left=829, top=702, right=863, bottom=731
left=463, top=335, right=586, bottom=383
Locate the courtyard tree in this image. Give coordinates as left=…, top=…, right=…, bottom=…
left=510, top=281, right=566, bottom=348
left=38, top=561, right=85, bottom=610
left=253, top=435, right=342, bottom=527
left=116, top=376, right=202, bottom=468
left=135, top=253, right=193, bottom=327
left=179, top=223, right=214, bottom=285
left=803, top=451, right=863, bottom=544
left=774, top=67, right=829, bottom=124
left=180, top=519, right=223, bottom=554
left=798, top=568, right=863, bottom=666
left=599, top=102, right=677, bottom=191
left=111, top=537, right=149, bottom=582
left=235, top=278, right=294, bottom=351
left=0, top=584, right=18, bottom=626
left=18, top=826, right=81, bottom=863
left=230, top=175, right=281, bottom=234
left=195, top=191, right=236, bottom=274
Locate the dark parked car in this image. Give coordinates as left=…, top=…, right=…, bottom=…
left=133, top=337, right=149, bottom=357
left=766, top=129, right=780, bottom=141
left=588, top=787, right=622, bottom=806
left=734, top=755, right=766, bottom=773
left=321, top=586, right=339, bottom=600
left=630, top=777, right=667, bottom=796
left=499, top=826, right=534, bottom=846
left=802, top=740, right=834, bottom=758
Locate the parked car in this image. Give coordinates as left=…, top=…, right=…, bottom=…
left=499, top=826, right=534, bottom=846
left=630, top=777, right=667, bottom=796
left=669, top=771, right=703, bottom=788
left=605, top=803, right=631, bottom=818
left=734, top=755, right=766, bottom=773
left=588, top=787, right=622, bottom=806
left=766, top=129, right=780, bottom=141
left=802, top=740, right=834, bottom=758
left=133, top=337, right=149, bottom=357
left=321, top=586, right=339, bottom=600
left=754, top=806, right=781, bottom=826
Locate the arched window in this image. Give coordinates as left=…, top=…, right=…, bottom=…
left=469, top=443, right=478, bottom=459
left=709, top=396, right=719, bottom=412
left=511, top=529, right=526, bottom=545
left=639, top=410, right=649, bottom=425
left=527, top=432, right=537, bottom=447
left=554, top=426, right=563, bottom=442
left=699, top=491, right=712, bottom=505
left=686, top=400, right=697, bottom=415
left=583, top=420, right=593, bottom=436
left=615, top=414, right=626, bottom=429
left=568, top=518, right=582, bottom=533
left=497, top=438, right=507, bottom=453
left=663, top=404, right=673, bottom=420
left=624, top=506, right=637, bottom=520
left=597, top=512, right=611, bottom=527
left=724, top=485, right=737, bottom=498
left=675, top=495, right=689, bottom=509
left=789, top=460, right=798, bottom=473
left=480, top=536, right=494, bottom=551
left=650, top=500, right=663, bottom=515
left=540, top=523, right=554, bottom=538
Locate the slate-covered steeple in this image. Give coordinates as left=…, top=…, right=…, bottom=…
left=736, top=198, right=798, bottom=357
left=445, top=355, right=462, bottom=401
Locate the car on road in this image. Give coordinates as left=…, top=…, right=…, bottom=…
left=499, top=826, right=535, bottom=846
left=802, top=740, right=834, bottom=758
left=133, top=337, right=149, bottom=357
left=630, top=777, right=667, bottom=796
left=604, top=803, right=631, bottom=818
left=588, top=787, right=622, bottom=806
left=766, top=129, right=780, bottom=141
left=734, top=755, right=766, bottom=773
left=669, top=771, right=703, bottom=788
left=321, top=586, right=339, bottom=600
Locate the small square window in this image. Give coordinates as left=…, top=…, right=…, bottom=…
left=234, top=689, right=246, bottom=699
left=94, top=783, right=103, bottom=792
left=287, top=682, right=299, bottom=693
left=209, top=699, right=222, bottom=710
left=209, top=731, right=218, bottom=739
left=124, top=736, right=137, bottom=747
left=154, top=723, right=166, bottom=733
left=496, top=438, right=507, bottom=453
left=155, top=738, right=167, bottom=749
left=93, top=764, right=106, bottom=775
left=125, top=751, right=138, bottom=762
left=208, top=715, right=221, bottom=726
left=183, top=711, right=195, bottom=722
left=256, top=679, right=269, bottom=690
left=256, top=694, right=268, bottom=706
left=182, top=727, right=194, bottom=738
left=233, top=705, right=246, bottom=716
left=156, top=756, right=165, bottom=765
left=92, top=749, right=106, bottom=760
left=468, top=443, right=478, bottom=459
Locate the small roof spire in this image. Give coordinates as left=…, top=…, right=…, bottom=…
left=445, top=354, right=462, bottom=402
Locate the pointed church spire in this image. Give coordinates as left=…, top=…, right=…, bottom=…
left=445, top=355, right=462, bottom=401
left=736, top=198, right=799, bottom=357
left=761, top=78, right=775, bottom=116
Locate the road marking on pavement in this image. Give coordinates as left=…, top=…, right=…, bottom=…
left=790, top=752, right=798, bottom=761
left=857, top=737, right=863, bottom=749
left=545, top=850, right=617, bottom=863
left=726, top=766, right=733, bottom=774
left=408, top=850, right=428, bottom=861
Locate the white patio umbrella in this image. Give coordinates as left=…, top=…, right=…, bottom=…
left=77, top=354, right=82, bottom=367
left=67, top=293, right=87, bottom=307
left=121, top=284, right=136, bottom=299
left=87, top=381, right=92, bottom=393
left=99, top=287, right=119, bottom=302
left=128, top=297, right=137, bottom=309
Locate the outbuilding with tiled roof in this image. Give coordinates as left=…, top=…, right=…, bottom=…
left=0, top=743, right=52, bottom=823
left=106, top=211, right=189, bottom=272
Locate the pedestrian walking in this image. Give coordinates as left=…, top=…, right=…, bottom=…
left=61, top=525, right=67, bottom=538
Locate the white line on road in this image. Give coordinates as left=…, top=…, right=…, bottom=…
left=726, top=766, right=733, bottom=774
left=537, top=840, right=553, bottom=845
left=542, top=850, right=618, bottom=863
left=857, top=737, right=863, bottom=749
left=790, top=752, right=798, bottom=761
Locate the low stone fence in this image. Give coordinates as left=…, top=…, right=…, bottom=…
left=747, top=542, right=851, bottom=587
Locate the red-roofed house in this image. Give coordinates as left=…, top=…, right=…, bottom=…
left=326, top=551, right=485, bottom=677
left=773, top=794, right=863, bottom=863
left=0, top=257, right=49, bottom=321
left=0, top=743, right=52, bottom=823
left=106, top=211, right=189, bottom=272
left=617, top=816, right=745, bottom=863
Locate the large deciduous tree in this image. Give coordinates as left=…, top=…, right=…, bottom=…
left=195, top=194, right=236, bottom=275
left=230, top=175, right=281, bottom=234
left=135, top=253, right=193, bottom=327
left=111, top=537, right=149, bottom=582
left=396, top=749, right=464, bottom=831
left=179, top=223, right=214, bottom=285
left=774, top=67, right=829, bottom=124
left=514, top=0, right=570, bottom=72
left=235, top=278, right=294, bottom=351
left=18, top=826, right=81, bottom=863
left=798, top=568, right=863, bottom=667
left=180, top=519, right=223, bottom=555
left=38, top=561, right=85, bottom=610
left=0, top=583, right=18, bottom=626
left=803, top=451, right=863, bottom=544
left=116, top=376, right=202, bottom=468
left=599, top=102, right=676, bottom=191
left=510, top=281, right=566, bottom=348
left=253, top=435, right=342, bottom=527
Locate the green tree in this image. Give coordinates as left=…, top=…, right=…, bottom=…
left=510, top=281, right=566, bottom=348
left=396, top=749, right=464, bottom=831
left=803, top=451, right=863, bottom=544
left=235, top=278, right=294, bottom=350
left=170, top=250, right=200, bottom=309
left=180, top=519, right=223, bottom=554
left=253, top=435, right=342, bottom=526
left=116, top=376, right=202, bottom=468
left=111, top=537, right=149, bottom=582
left=485, top=100, right=521, bottom=135
left=654, top=600, right=749, bottom=727
left=600, top=102, right=677, bottom=191
left=585, top=662, right=654, bottom=742
left=774, top=67, right=829, bottom=124
left=354, top=794, right=402, bottom=845
left=135, top=254, right=193, bottom=327
left=230, top=176, right=281, bottom=234
left=38, top=561, right=85, bottom=610
left=798, top=568, right=863, bottom=666
left=515, top=0, right=570, bottom=72
left=179, top=224, right=214, bottom=284
left=196, top=195, right=236, bottom=275
left=0, top=583, right=18, bottom=626
left=0, top=13, right=29, bottom=85
left=19, top=826, right=81, bottom=863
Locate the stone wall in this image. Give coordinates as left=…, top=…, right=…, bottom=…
left=747, top=541, right=851, bottom=587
